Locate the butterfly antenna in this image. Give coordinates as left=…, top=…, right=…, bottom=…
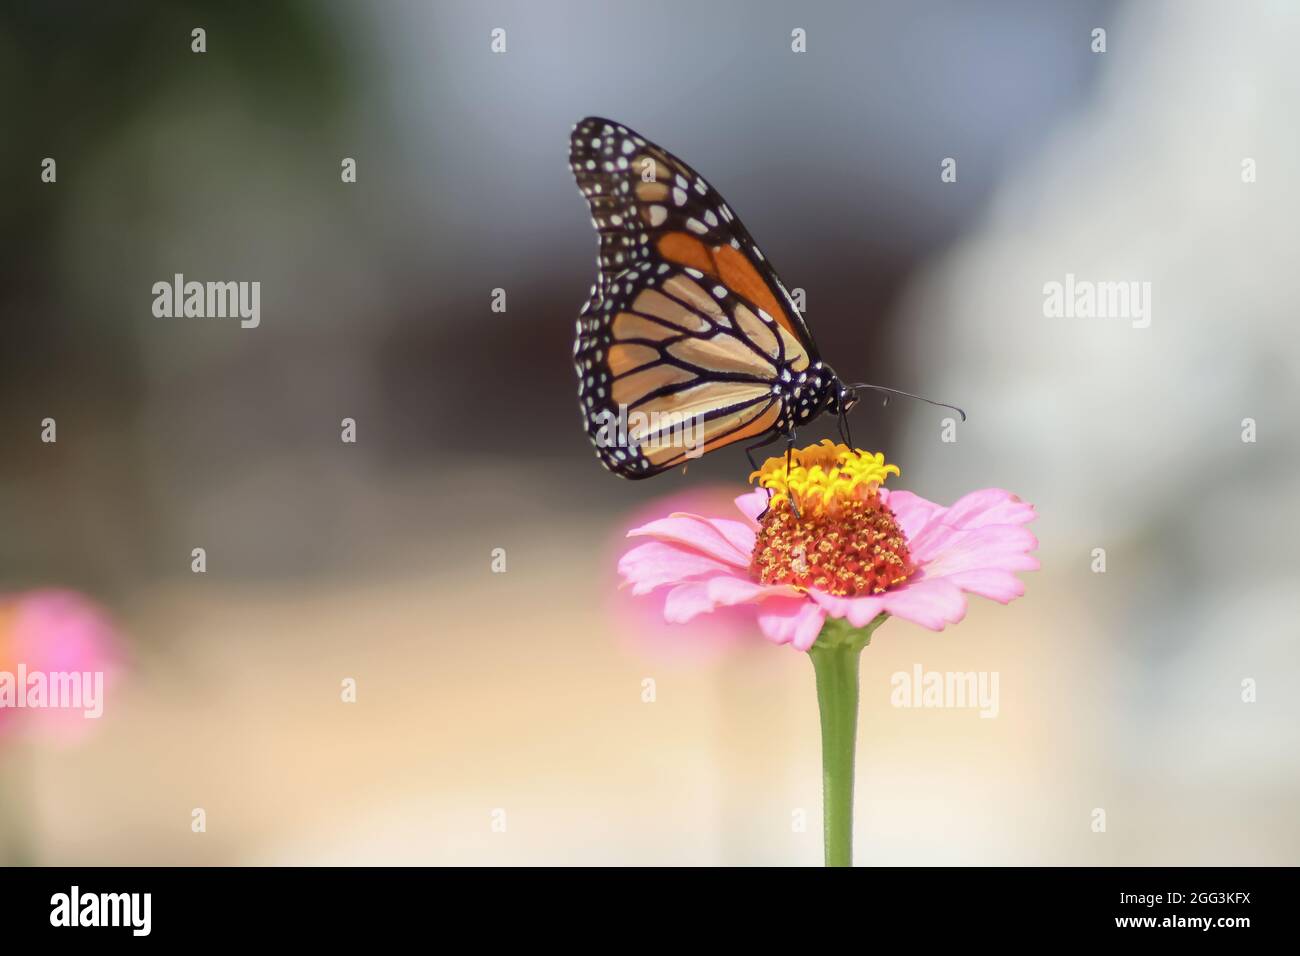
left=848, top=383, right=967, bottom=422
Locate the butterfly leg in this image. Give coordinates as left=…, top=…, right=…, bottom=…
left=837, top=405, right=853, bottom=449
left=783, top=432, right=801, bottom=519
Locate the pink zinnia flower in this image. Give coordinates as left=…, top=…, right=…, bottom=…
left=618, top=441, right=1038, bottom=651
left=0, top=588, right=121, bottom=738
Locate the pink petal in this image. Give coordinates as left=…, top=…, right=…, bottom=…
left=906, top=489, right=1036, bottom=561
left=705, top=576, right=802, bottom=605
left=617, top=541, right=736, bottom=595
left=919, top=525, right=1041, bottom=578
left=809, top=590, right=887, bottom=628
left=663, top=582, right=717, bottom=623
left=626, top=513, right=750, bottom=567
left=756, top=597, right=826, bottom=651
left=879, top=489, right=945, bottom=543
left=941, top=489, right=1037, bottom=529
left=662, top=574, right=799, bottom=623
left=941, top=568, right=1028, bottom=604
left=878, top=576, right=968, bottom=631
left=733, top=488, right=770, bottom=528
left=707, top=517, right=759, bottom=559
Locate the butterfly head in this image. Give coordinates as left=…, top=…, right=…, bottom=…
left=833, top=382, right=860, bottom=416
left=817, top=366, right=857, bottom=416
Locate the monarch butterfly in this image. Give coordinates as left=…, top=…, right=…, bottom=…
left=569, top=116, right=960, bottom=479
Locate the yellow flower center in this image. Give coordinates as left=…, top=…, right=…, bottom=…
left=749, top=441, right=916, bottom=597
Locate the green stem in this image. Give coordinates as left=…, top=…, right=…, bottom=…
left=809, top=641, right=861, bottom=867
left=808, top=614, right=885, bottom=867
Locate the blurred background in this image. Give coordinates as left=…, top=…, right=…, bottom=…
left=1, top=0, right=1296, bottom=864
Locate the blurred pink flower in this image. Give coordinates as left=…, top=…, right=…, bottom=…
left=618, top=445, right=1038, bottom=651
left=0, top=589, right=121, bottom=737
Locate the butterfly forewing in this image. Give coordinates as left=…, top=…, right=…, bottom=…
left=570, top=117, right=827, bottom=478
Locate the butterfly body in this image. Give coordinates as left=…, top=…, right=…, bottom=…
left=569, top=117, right=858, bottom=478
